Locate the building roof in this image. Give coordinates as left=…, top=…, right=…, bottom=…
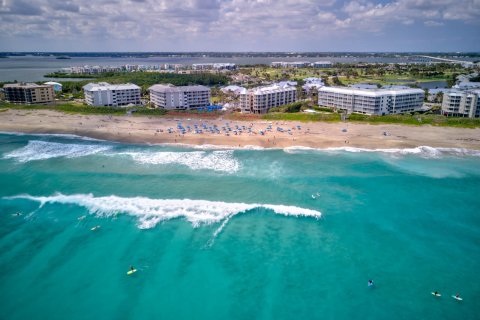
left=276, top=81, right=297, bottom=88
left=44, top=81, right=62, bottom=86
left=445, top=89, right=480, bottom=97
left=320, top=86, right=424, bottom=97
left=83, top=82, right=140, bottom=91
left=453, top=81, right=480, bottom=89
left=349, top=83, right=378, bottom=89
left=3, top=82, right=53, bottom=89
left=221, top=85, right=246, bottom=94
left=304, top=77, right=323, bottom=83
left=381, top=85, right=411, bottom=90
left=428, top=88, right=451, bottom=95
left=244, top=84, right=297, bottom=95
left=149, top=84, right=210, bottom=93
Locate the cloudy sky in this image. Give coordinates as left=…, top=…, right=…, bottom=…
left=0, top=0, right=479, bottom=52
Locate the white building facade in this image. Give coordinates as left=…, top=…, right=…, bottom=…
left=441, top=90, right=480, bottom=118
left=240, top=84, right=297, bottom=114
left=192, top=63, right=236, bottom=71
left=313, top=61, right=333, bottom=68
left=318, top=87, right=424, bottom=115
left=149, top=84, right=210, bottom=110
left=83, top=82, right=141, bottom=107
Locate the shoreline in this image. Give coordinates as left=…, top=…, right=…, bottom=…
left=1, top=109, right=480, bottom=150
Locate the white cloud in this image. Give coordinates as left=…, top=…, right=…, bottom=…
left=0, top=0, right=478, bottom=50
left=341, top=0, right=479, bottom=32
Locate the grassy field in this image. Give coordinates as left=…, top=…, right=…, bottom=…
left=2, top=102, right=479, bottom=128
left=236, top=65, right=462, bottom=87
left=263, top=112, right=341, bottom=122
left=262, top=112, right=480, bottom=128
left=352, top=114, right=480, bottom=128
left=0, top=102, right=167, bottom=116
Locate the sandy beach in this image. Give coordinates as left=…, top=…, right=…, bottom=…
left=1, top=109, right=479, bottom=150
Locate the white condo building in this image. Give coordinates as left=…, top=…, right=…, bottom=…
left=318, top=86, right=424, bottom=115
left=441, top=90, right=480, bottom=118
left=313, top=61, right=333, bottom=68
left=192, top=63, right=236, bottom=71
left=240, top=84, right=297, bottom=114
left=83, top=82, right=141, bottom=107
left=271, top=61, right=311, bottom=68
left=149, top=84, right=210, bottom=110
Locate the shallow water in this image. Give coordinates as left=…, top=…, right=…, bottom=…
left=0, top=132, right=479, bottom=319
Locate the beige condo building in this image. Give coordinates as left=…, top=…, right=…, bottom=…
left=3, top=83, right=55, bottom=104
left=240, top=84, right=297, bottom=114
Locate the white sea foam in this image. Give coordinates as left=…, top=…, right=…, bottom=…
left=155, top=142, right=266, bottom=151
left=3, top=140, right=111, bottom=162
left=4, top=193, right=321, bottom=229
left=118, top=150, right=240, bottom=173
left=283, top=146, right=480, bottom=158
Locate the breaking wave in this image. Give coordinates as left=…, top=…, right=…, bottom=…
left=3, top=140, right=111, bottom=162
left=4, top=193, right=321, bottom=229
left=283, top=146, right=480, bottom=158
left=118, top=150, right=240, bottom=173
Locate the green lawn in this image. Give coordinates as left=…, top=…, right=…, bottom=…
left=2, top=102, right=479, bottom=128
left=262, top=111, right=480, bottom=128
left=0, top=102, right=166, bottom=116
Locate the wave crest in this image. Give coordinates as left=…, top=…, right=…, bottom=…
left=3, top=140, right=111, bottom=162
left=119, top=150, right=240, bottom=173
left=4, top=193, right=321, bottom=229
left=284, top=146, right=480, bottom=158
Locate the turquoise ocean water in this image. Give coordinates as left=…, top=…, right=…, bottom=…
left=0, top=132, right=479, bottom=319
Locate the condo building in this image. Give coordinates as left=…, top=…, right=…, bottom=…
left=318, top=86, right=424, bottom=115
left=149, top=84, right=210, bottom=110
left=270, top=61, right=332, bottom=68
left=441, top=90, right=480, bottom=118
left=240, top=84, right=297, bottom=114
left=192, top=63, right=236, bottom=71
left=83, top=82, right=141, bottom=107
left=313, top=61, right=333, bottom=68
left=3, top=83, right=55, bottom=104
left=271, top=61, right=311, bottom=68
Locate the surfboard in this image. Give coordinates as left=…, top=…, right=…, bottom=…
left=431, top=292, right=441, bottom=297
left=452, top=296, right=462, bottom=301
left=127, top=269, right=137, bottom=275
left=91, top=226, right=100, bottom=231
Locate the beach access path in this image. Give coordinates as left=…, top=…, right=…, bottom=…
left=1, top=109, right=479, bottom=150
